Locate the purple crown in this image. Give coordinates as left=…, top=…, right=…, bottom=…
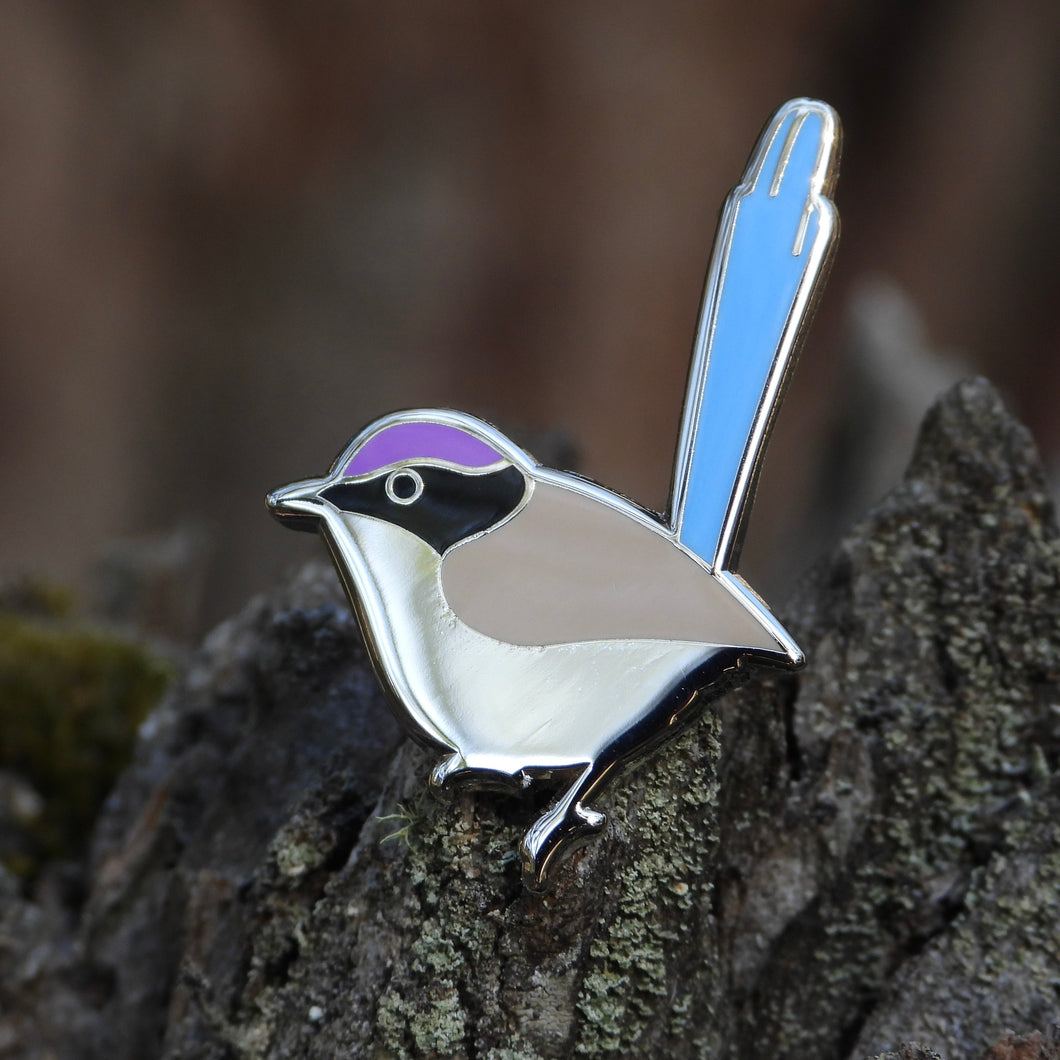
left=343, top=421, right=506, bottom=477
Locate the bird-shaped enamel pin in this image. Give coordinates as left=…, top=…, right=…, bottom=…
left=268, top=99, right=840, bottom=890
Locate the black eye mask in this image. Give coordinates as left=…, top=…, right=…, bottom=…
left=321, top=464, right=527, bottom=555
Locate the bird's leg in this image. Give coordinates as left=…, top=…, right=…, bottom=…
left=520, top=764, right=605, bottom=891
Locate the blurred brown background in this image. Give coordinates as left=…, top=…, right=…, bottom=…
left=2, top=1, right=1059, bottom=638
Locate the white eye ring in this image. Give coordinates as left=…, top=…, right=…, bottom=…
left=385, top=468, right=424, bottom=505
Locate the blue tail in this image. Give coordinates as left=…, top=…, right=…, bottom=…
left=670, top=99, right=840, bottom=572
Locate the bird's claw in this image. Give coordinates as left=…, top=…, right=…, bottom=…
left=429, top=752, right=467, bottom=791
left=520, top=794, right=605, bottom=892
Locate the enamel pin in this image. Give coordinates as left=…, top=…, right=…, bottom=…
left=268, top=98, right=840, bottom=890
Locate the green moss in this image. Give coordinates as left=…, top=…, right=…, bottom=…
left=377, top=803, right=420, bottom=848
left=0, top=575, right=75, bottom=620
left=0, top=613, right=172, bottom=874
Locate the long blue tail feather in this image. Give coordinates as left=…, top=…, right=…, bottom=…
left=670, top=99, right=840, bottom=572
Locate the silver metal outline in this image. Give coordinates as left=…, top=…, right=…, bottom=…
left=669, top=98, right=840, bottom=572
left=267, top=98, right=840, bottom=890
left=385, top=468, right=424, bottom=505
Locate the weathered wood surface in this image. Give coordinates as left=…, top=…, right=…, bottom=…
left=2, top=378, right=1059, bottom=1059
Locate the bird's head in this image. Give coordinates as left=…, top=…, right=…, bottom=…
left=267, top=411, right=533, bottom=556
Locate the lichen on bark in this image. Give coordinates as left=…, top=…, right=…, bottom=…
left=1, top=378, right=1059, bottom=1059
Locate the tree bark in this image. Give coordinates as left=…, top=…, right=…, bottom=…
left=2, top=378, right=1059, bottom=1059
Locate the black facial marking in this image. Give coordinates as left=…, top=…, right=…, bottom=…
left=321, top=464, right=526, bottom=554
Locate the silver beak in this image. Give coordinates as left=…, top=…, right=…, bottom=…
left=266, top=477, right=329, bottom=531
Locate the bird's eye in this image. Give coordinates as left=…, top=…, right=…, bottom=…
left=385, top=468, right=424, bottom=505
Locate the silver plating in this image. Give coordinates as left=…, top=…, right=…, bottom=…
left=268, top=98, right=841, bottom=890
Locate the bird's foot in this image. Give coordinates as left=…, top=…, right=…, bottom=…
left=429, top=752, right=469, bottom=791
left=430, top=754, right=530, bottom=795
left=520, top=772, right=605, bottom=892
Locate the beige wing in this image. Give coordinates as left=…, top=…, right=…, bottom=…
left=441, top=480, right=780, bottom=650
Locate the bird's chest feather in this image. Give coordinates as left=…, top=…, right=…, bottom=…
left=324, top=508, right=713, bottom=770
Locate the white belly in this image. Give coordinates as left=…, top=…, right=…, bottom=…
left=325, top=512, right=718, bottom=774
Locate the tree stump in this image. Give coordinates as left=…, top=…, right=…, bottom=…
left=2, top=378, right=1059, bottom=1059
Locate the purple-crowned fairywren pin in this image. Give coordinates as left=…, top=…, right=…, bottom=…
left=268, top=98, right=840, bottom=890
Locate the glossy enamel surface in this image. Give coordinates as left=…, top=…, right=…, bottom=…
left=267, top=99, right=840, bottom=889
left=671, top=98, right=840, bottom=570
